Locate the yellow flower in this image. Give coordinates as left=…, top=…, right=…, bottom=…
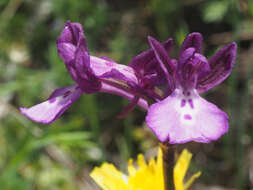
left=90, top=148, right=201, bottom=190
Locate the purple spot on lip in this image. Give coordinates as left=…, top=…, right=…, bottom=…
left=75, top=86, right=80, bottom=90
left=63, top=91, right=71, bottom=98
left=184, top=114, right=192, bottom=120
left=181, top=99, right=186, bottom=107
left=188, top=99, right=194, bottom=109
left=49, top=97, right=56, bottom=103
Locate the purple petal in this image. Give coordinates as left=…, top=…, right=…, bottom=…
left=90, top=56, right=138, bottom=84
left=178, top=48, right=196, bottom=66
left=197, top=42, right=237, bottom=93
left=130, top=38, right=174, bottom=86
left=57, top=43, right=76, bottom=63
left=20, top=85, right=82, bottom=124
left=148, top=36, right=175, bottom=77
left=177, top=48, right=209, bottom=89
left=130, top=38, right=173, bottom=68
left=57, top=21, right=88, bottom=64
left=148, top=36, right=176, bottom=91
left=74, top=37, right=91, bottom=79
left=146, top=89, right=228, bottom=143
left=180, top=32, right=203, bottom=55
left=57, top=21, right=84, bottom=45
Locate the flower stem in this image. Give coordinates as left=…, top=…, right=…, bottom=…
left=160, top=142, right=176, bottom=190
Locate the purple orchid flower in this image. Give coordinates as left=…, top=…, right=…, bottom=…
left=146, top=33, right=237, bottom=144
left=20, top=21, right=237, bottom=145
left=20, top=21, right=149, bottom=124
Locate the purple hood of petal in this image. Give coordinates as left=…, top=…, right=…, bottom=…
left=56, top=21, right=101, bottom=93
left=57, top=21, right=138, bottom=93
left=57, top=21, right=86, bottom=64
left=177, top=47, right=210, bottom=90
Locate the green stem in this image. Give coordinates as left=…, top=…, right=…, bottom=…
left=160, top=143, right=176, bottom=190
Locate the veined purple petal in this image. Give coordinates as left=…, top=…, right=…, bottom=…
left=146, top=88, right=228, bottom=143
left=90, top=56, right=138, bottom=84
left=57, top=21, right=84, bottom=45
left=20, top=85, right=82, bottom=124
left=74, top=36, right=90, bottom=78
left=57, top=21, right=87, bottom=64
left=197, top=42, right=237, bottom=93
left=177, top=48, right=209, bottom=89
left=130, top=38, right=173, bottom=68
left=180, top=32, right=203, bottom=55
left=148, top=36, right=176, bottom=91
left=130, top=38, right=174, bottom=86
left=148, top=36, right=175, bottom=77
left=57, top=43, right=76, bottom=63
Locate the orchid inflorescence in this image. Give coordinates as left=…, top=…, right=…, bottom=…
left=20, top=21, right=237, bottom=144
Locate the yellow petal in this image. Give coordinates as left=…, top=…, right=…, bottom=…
left=157, top=148, right=164, bottom=188
left=137, top=154, right=147, bottom=169
left=184, top=171, right=201, bottom=190
left=90, top=163, right=127, bottom=190
left=127, top=158, right=136, bottom=176
left=174, top=149, right=192, bottom=190
left=90, top=148, right=201, bottom=190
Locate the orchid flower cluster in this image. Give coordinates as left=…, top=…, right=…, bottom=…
left=20, top=21, right=237, bottom=144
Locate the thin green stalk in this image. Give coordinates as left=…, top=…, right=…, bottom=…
left=160, top=143, right=176, bottom=190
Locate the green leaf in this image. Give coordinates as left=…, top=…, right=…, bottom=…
left=29, top=132, right=93, bottom=149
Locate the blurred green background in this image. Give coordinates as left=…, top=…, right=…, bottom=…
left=0, top=0, right=253, bottom=189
